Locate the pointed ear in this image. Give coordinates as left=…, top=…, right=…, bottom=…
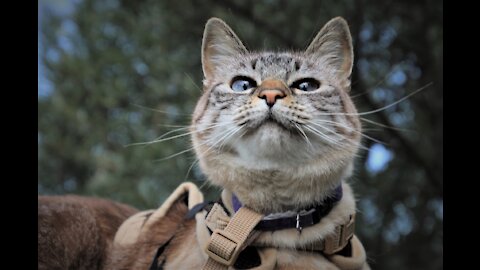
left=202, top=18, right=248, bottom=79
left=306, top=17, right=354, bottom=78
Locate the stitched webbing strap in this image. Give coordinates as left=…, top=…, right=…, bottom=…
left=203, top=207, right=264, bottom=270
left=324, top=214, right=356, bottom=254
left=205, top=206, right=356, bottom=255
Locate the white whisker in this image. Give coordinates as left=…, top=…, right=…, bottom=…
left=309, top=119, right=385, bottom=145
left=183, top=158, right=200, bottom=182
left=218, top=126, right=244, bottom=152
left=292, top=121, right=314, bottom=151
left=317, top=82, right=432, bottom=117
left=131, top=103, right=193, bottom=116
left=304, top=124, right=368, bottom=152
left=303, top=124, right=341, bottom=146
left=360, top=117, right=414, bottom=133
left=126, top=122, right=231, bottom=147
left=153, top=147, right=195, bottom=162
left=126, top=131, right=194, bottom=146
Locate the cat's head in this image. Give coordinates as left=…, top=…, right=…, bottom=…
left=191, top=17, right=361, bottom=213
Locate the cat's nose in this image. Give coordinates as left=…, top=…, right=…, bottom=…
left=258, top=89, right=286, bottom=107
left=257, top=79, right=289, bottom=108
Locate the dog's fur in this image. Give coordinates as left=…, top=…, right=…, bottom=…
left=38, top=195, right=138, bottom=270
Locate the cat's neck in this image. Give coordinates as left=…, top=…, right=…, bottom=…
left=221, top=184, right=343, bottom=216
left=205, top=158, right=354, bottom=214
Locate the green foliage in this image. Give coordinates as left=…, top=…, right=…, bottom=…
left=38, top=0, right=442, bottom=269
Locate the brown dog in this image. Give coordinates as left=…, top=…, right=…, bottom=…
left=38, top=195, right=137, bottom=270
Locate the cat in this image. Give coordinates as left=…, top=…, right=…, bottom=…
left=38, top=16, right=369, bottom=270
left=193, top=16, right=360, bottom=215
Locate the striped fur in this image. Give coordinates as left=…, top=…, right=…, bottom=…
left=192, top=17, right=362, bottom=214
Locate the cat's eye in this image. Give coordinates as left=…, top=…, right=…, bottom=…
left=291, top=78, right=320, bottom=92
left=231, top=76, right=257, bottom=92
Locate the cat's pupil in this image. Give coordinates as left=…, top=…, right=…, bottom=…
left=299, top=82, right=310, bottom=91
left=292, top=79, right=320, bottom=92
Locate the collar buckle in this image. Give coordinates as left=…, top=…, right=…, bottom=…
left=296, top=213, right=303, bottom=233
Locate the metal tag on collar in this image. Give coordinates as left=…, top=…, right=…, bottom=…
left=296, top=213, right=302, bottom=233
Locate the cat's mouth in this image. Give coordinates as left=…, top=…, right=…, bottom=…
left=259, top=115, right=296, bottom=133
left=240, top=111, right=303, bottom=138
left=262, top=119, right=284, bottom=129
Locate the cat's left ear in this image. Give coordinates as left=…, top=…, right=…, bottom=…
left=306, top=17, right=354, bottom=79
left=202, top=18, right=248, bottom=79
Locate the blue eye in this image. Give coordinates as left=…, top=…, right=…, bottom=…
left=231, top=76, right=257, bottom=92
left=291, top=78, right=320, bottom=92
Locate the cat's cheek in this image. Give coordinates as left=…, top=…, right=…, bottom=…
left=192, top=94, right=210, bottom=124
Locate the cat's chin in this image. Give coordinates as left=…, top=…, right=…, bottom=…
left=245, top=118, right=292, bottom=134
left=245, top=121, right=293, bottom=150
left=231, top=122, right=316, bottom=169
left=257, top=119, right=290, bottom=133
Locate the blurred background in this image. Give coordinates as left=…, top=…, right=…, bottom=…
left=38, top=0, right=443, bottom=269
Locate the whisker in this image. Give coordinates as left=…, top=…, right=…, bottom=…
left=182, top=130, right=235, bottom=181
left=350, top=62, right=406, bottom=99
left=302, top=124, right=341, bottom=146
left=354, top=83, right=432, bottom=116
left=131, top=103, right=193, bottom=116
left=303, top=125, right=361, bottom=155
left=360, top=117, right=414, bottom=133
left=309, top=120, right=385, bottom=145
left=317, top=82, right=433, bottom=117
left=126, top=131, right=195, bottom=146
left=156, top=124, right=191, bottom=128
left=206, top=125, right=243, bottom=150
left=184, top=72, right=203, bottom=92
left=153, top=147, right=196, bottom=162
left=183, top=158, right=200, bottom=182
left=304, top=124, right=369, bottom=152
left=292, top=121, right=314, bottom=151
left=126, top=122, right=231, bottom=147
left=183, top=126, right=242, bottom=181
left=217, top=126, right=244, bottom=153
left=153, top=126, right=192, bottom=141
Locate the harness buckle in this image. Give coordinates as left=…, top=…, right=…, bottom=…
left=205, top=229, right=241, bottom=266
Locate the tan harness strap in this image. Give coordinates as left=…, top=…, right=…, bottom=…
left=324, top=214, right=356, bottom=254
left=203, top=206, right=264, bottom=269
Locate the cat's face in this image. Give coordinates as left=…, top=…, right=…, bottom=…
left=191, top=17, right=361, bottom=211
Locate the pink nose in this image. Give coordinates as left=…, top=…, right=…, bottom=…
left=258, top=89, right=286, bottom=107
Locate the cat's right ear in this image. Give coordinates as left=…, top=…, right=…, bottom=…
left=305, top=17, right=354, bottom=80
left=202, top=18, right=247, bottom=79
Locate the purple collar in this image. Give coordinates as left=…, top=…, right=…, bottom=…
left=231, top=185, right=343, bottom=232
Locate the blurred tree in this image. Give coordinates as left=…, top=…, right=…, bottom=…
left=38, top=0, right=442, bottom=269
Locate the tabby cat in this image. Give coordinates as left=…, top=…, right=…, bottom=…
left=38, top=17, right=369, bottom=270
left=193, top=16, right=361, bottom=214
